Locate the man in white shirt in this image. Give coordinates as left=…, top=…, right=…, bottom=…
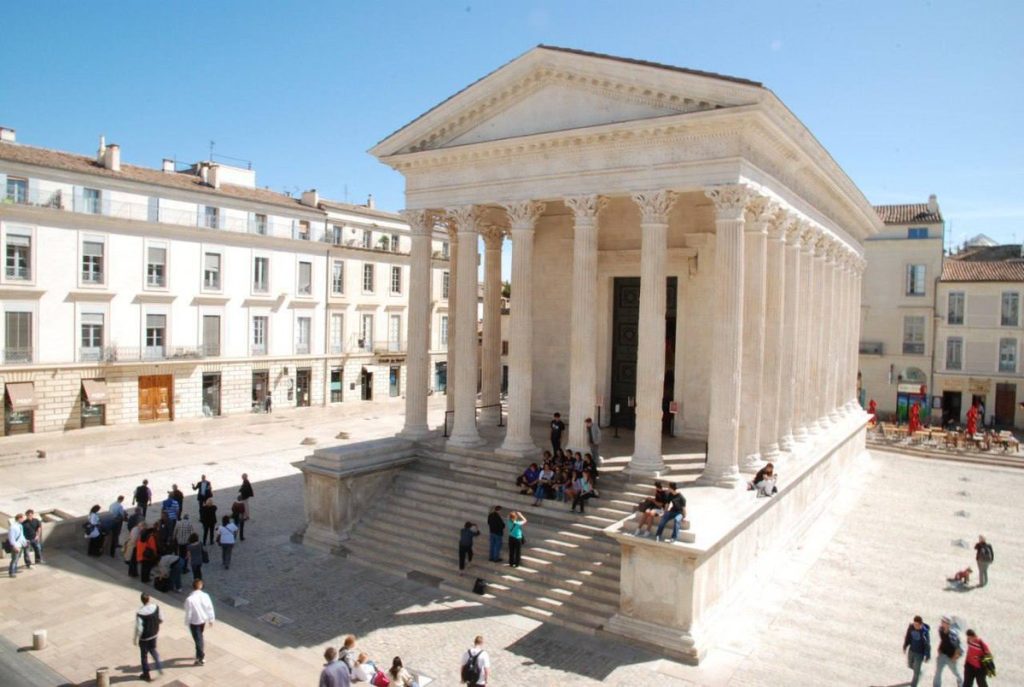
left=183, top=579, right=216, bottom=666
left=460, top=635, right=490, bottom=686
left=7, top=514, right=28, bottom=577
left=108, top=496, right=127, bottom=558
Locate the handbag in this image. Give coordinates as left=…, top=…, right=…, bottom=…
left=370, top=670, right=391, bottom=687
left=981, top=652, right=996, bottom=678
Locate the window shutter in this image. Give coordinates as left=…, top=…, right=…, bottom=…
left=148, top=197, right=159, bottom=223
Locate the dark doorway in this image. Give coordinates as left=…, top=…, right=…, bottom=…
left=435, top=362, right=448, bottom=394
left=296, top=368, right=311, bottom=407
left=202, top=373, right=221, bottom=417
left=995, top=383, right=1016, bottom=427
left=942, top=390, right=962, bottom=428
left=252, top=370, right=270, bottom=412
left=610, top=276, right=677, bottom=431
left=361, top=369, right=373, bottom=400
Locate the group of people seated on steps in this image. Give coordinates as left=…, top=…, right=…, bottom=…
left=514, top=449, right=600, bottom=513
left=633, top=480, right=688, bottom=542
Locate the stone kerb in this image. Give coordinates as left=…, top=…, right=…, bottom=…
left=603, top=411, right=871, bottom=664
left=299, top=437, right=417, bottom=554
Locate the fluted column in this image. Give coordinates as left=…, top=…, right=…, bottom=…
left=480, top=226, right=504, bottom=425
left=824, top=242, right=841, bottom=423
left=738, top=196, right=772, bottom=470
left=445, top=224, right=458, bottom=413
left=848, top=258, right=866, bottom=411
left=812, top=236, right=832, bottom=431
left=778, top=217, right=803, bottom=451
left=759, top=208, right=787, bottom=461
left=794, top=224, right=817, bottom=442
left=498, top=201, right=544, bottom=456
left=805, top=234, right=826, bottom=435
left=566, top=195, right=606, bottom=453
left=698, top=184, right=752, bottom=487
left=446, top=205, right=483, bottom=447
left=398, top=209, right=434, bottom=439
left=630, top=190, right=677, bottom=474
left=833, top=251, right=851, bottom=418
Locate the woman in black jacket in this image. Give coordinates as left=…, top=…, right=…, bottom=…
left=199, top=498, right=218, bottom=546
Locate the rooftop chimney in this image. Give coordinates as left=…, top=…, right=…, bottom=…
left=301, top=189, right=319, bottom=208
left=0, top=126, right=15, bottom=143
left=366, top=193, right=375, bottom=209
left=199, top=162, right=210, bottom=185
left=96, top=135, right=106, bottom=164
left=162, top=159, right=175, bottom=173
left=927, top=194, right=939, bottom=215
left=103, top=144, right=121, bottom=172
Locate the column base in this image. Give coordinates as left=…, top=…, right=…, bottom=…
left=761, top=443, right=782, bottom=462
left=739, top=451, right=765, bottom=471
left=828, top=408, right=843, bottom=423
left=793, top=425, right=811, bottom=442
left=398, top=424, right=432, bottom=441
left=447, top=433, right=485, bottom=449
left=495, top=439, right=538, bottom=459
left=816, top=415, right=831, bottom=431
left=778, top=433, right=796, bottom=451
left=626, top=456, right=665, bottom=479
left=695, top=465, right=743, bottom=488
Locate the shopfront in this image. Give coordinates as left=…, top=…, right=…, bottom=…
left=202, top=373, right=221, bottom=417
left=81, top=379, right=108, bottom=428
left=896, top=382, right=927, bottom=423
left=138, top=375, right=173, bottom=422
left=3, top=382, right=36, bottom=435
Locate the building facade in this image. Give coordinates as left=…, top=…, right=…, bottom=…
left=859, top=198, right=944, bottom=421
left=0, top=129, right=448, bottom=437
left=933, top=247, right=1024, bottom=428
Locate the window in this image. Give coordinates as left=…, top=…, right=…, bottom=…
left=253, top=256, right=269, bottom=293
left=331, top=225, right=343, bottom=245
left=442, top=271, right=450, bottom=299
left=390, top=265, right=402, bottom=295
left=144, top=314, right=166, bottom=358
left=948, top=292, right=964, bottom=325
left=502, top=340, right=509, bottom=356
left=5, top=232, right=31, bottom=280
left=296, top=317, right=311, bottom=354
left=388, top=314, right=401, bottom=351
left=1001, top=292, right=1019, bottom=327
left=906, top=265, right=926, bottom=296
left=903, top=316, right=926, bottom=355
left=202, top=205, right=219, bottom=229
left=379, top=235, right=390, bottom=252
left=330, top=313, right=344, bottom=353
left=999, top=338, right=1017, bottom=373
left=391, top=234, right=400, bottom=253
left=4, top=311, right=32, bottom=362
left=146, top=246, right=166, bottom=288
left=362, top=230, right=372, bottom=249
left=297, top=261, right=313, bottom=295
left=360, top=314, right=373, bottom=351
left=203, top=252, right=221, bottom=290
left=330, top=367, right=343, bottom=402
left=82, top=188, right=101, bottom=214
left=362, top=264, right=375, bottom=293
left=440, top=315, right=449, bottom=348
left=907, top=227, right=929, bottom=239
left=203, top=315, right=221, bottom=356
left=946, top=337, right=962, bottom=371
left=253, top=213, right=268, bottom=235
left=80, top=313, right=104, bottom=361
left=81, top=241, right=104, bottom=284
left=297, top=221, right=310, bottom=241
left=332, top=260, right=344, bottom=295
left=5, top=177, right=27, bottom=204
left=389, top=366, right=401, bottom=397
left=441, top=241, right=450, bottom=259
left=252, top=316, right=268, bottom=355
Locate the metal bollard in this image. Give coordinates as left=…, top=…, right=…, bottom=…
left=32, top=630, right=46, bottom=650
left=95, top=667, right=109, bottom=687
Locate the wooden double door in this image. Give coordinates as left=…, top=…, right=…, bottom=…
left=138, top=375, right=174, bottom=422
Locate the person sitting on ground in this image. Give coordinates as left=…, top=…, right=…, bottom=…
left=339, top=634, right=359, bottom=673
left=571, top=470, right=598, bottom=514
left=583, top=454, right=599, bottom=486
left=515, top=463, right=540, bottom=495
left=388, top=656, right=418, bottom=687
left=749, top=463, right=779, bottom=497
left=351, top=651, right=378, bottom=682
left=635, top=481, right=667, bottom=537
left=553, top=468, right=571, bottom=502
left=532, top=462, right=555, bottom=506
left=949, top=566, right=973, bottom=586
left=572, top=451, right=585, bottom=473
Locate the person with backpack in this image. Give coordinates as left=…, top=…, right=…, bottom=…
left=974, top=536, right=994, bottom=587
left=934, top=615, right=963, bottom=687
left=133, top=479, right=152, bottom=518
left=460, top=635, right=490, bottom=686
left=133, top=592, right=163, bottom=682
left=902, top=615, right=930, bottom=687
left=963, top=629, right=993, bottom=687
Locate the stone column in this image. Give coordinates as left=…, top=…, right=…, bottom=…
left=498, top=201, right=545, bottom=456
left=566, top=195, right=606, bottom=453
left=805, top=233, right=827, bottom=435
left=813, top=236, right=831, bottom=431
left=738, top=196, right=772, bottom=470
left=848, top=258, right=866, bottom=411
left=630, top=190, right=677, bottom=474
left=697, top=184, right=752, bottom=487
left=480, top=226, right=504, bottom=425
left=759, top=208, right=786, bottom=461
left=823, top=241, right=841, bottom=423
left=831, top=250, right=849, bottom=419
left=446, top=205, right=483, bottom=447
left=794, top=224, right=818, bottom=442
left=398, top=209, right=434, bottom=439
left=445, top=223, right=458, bottom=414
left=777, top=217, right=803, bottom=451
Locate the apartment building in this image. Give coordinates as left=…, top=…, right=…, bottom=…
left=859, top=196, right=944, bottom=421
left=0, top=127, right=449, bottom=436
left=933, top=245, right=1024, bottom=429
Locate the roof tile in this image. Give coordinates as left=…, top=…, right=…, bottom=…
left=873, top=203, right=943, bottom=224
left=941, top=260, right=1024, bottom=282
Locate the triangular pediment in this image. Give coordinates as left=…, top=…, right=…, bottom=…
left=372, top=46, right=766, bottom=157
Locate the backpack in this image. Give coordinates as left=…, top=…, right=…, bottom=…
left=472, top=578, right=487, bottom=595
left=980, top=544, right=994, bottom=562
left=461, top=649, right=482, bottom=684
left=138, top=607, right=162, bottom=638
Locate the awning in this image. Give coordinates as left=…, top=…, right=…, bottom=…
left=4, top=382, right=37, bottom=411
left=82, top=379, right=109, bottom=405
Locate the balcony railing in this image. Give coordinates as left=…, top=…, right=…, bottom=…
left=75, top=345, right=210, bottom=363
left=321, top=233, right=411, bottom=255
left=1, top=347, right=33, bottom=364
left=296, top=343, right=310, bottom=355
left=251, top=344, right=268, bottom=356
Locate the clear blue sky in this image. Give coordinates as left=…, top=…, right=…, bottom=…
left=2, top=1, right=1022, bottom=251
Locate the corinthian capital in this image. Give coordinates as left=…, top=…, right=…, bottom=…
left=813, top=233, right=830, bottom=258
left=705, top=184, right=754, bottom=221
left=480, top=224, right=506, bottom=248
left=745, top=195, right=778, bottom=226
left=565, top=195, right=606, bottom=224
left=400, top=209, right=433, bottom=236
left=446, top=205, right=481, bottom=235
left=631, top=189, right=677, bottom=224
left=799, top=222, right=819, bottom=252
left=503, top=200, right=546, bottom=231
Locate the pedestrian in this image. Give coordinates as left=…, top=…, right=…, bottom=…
left=6, top=513, right=29, bottom=577
left=507, top=511, right=527, bottom=568
left=173, top=514, right=194, bottom=558
left=192, top=474, right=213, bottom=503
left=320, top=646, right=352, bottom=687
left=199, top=498, right=218, bottom=546
left=21, top=509, right=43, bottom=565
left=170, top=484, right=185, bottom=517
left=154, top=553, right=184, bottom=593
left=388, top=656, right=417, bottom=687
left=231, top=496, right=247, bottom=542
left=161, top=491, right=180, bottom=523
left=458, top=521, right=480, bottom=575
left=124, top=517, right=143, bottom=578
left=126, top=506, right=145, bottom=531
left=584, top=417, right=601, bottom=465
left=183, top=578, right=216, bottom=666
left=655, top=483, right=686, bottom=543
left=903, top=614, right=931, bottom=687
left=133, top=479, right=152, bottom=518
left=963, top=629, right=992, bottom=687
left=86, top=504, right=104, bottom=556
left=934, top=615, right=963, bottom=687
left=238, top=473, right=255, bottom=531
left=215, top=514, right=238, bottom=569
left=108, top=495, right=127, bottom=557
left=974, top=536, right=994, bottom=587
left=460, top=635, right=490, bottom=686
left=186, top=532, right=205, bottom=581
left=549, top=412, right=565, bottom=454
left=137, top=525, right=159, bottom=583
left=133, top=592, right=163, bottom=682
left=487, top=506, right=504, bottom=562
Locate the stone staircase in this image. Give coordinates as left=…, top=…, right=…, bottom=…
left=340, top=440, right=706, bottom=634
